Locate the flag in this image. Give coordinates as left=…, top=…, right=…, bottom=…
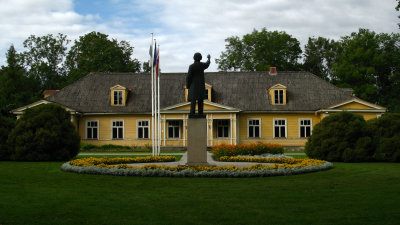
left=153, top=42, right=157, bottom=67
left=155, top=46, right=160, bottom=77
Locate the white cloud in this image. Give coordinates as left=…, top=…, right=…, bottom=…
left=0, top=0, right=398, bottom=73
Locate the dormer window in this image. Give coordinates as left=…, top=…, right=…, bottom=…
left=268, top=84, right=287, bottom=105
left=274, top=90, right=284, bottom=104
left=114, top=91, right=123, bottom=105
left=110, top=84, right=129, bottom=106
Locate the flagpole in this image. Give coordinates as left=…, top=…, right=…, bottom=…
left=157, top=44, right=161, bottom=156
left=150, top=34, right=155, bottom=156
left=153, top=39, right=158, bottom=156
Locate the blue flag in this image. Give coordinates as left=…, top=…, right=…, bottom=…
left=153, top=42, right=157, bottom=67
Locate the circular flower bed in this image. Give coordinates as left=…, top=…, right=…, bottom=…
left=61, top=155, right=333, bottom=178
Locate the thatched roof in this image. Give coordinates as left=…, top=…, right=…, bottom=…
left=46, top=71, right=353, bottom=113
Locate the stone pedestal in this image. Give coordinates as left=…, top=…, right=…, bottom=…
left=186, top=117, right=210, bottom=166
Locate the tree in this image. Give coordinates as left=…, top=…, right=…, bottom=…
left=397, top=0, right=400, bottom=28
left=216, top=28, right=302, bottom=71
left=0, top=114, right=15, bottom=160
left=332, top=29, right=400, bottom=111
left=142, top=61, right=151, bottom=73
left=20, top=33, right=70, bottom=90
left=303, top=37, right=340, bottom=81
left=0, top=45, right=39, bottom=115
left=7, top=104, right=80, bottom=161
left=66, top=31, right=141, bottom=83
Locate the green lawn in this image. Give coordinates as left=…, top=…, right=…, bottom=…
left=0, top=161, right=399, bottom=225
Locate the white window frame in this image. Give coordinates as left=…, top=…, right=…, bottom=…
left=216, top=119, right=230, bottom=138
left=111, top=120, right=124, bottom=139
left=273, top=118, right=287, bottom=138
left=86, top=120, right=99, bottom=140
left=247, top=118, right=261, bottom=138
left=299, top=118, right=312, bottom=138
left=113, top=90, right=123, bottom=105
left=274, top=89, right=284, bottom=104
left=167, top=120, right=181, bottom=139
left=137, top=119, right=150, bottom=139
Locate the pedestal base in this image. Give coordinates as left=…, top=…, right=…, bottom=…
left=186, top=117, right=209, bottom=166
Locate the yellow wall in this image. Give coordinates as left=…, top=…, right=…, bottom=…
left=238, top=113, right=320, bottom=146
left=336, top=102, right=373, bottom=109
left=79, top=114, right=153, bottom=146
left=78, top=110, right=382, bottom=147
left=356, top=112, right=379, bottom=120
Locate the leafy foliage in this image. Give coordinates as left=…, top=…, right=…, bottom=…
left=306, top=112, right=400, bottom=162
left=0, top=114, right=15, bottom=160
left=332, top=29, right=400, bottom=111
left=367, top=113, right=400, bottom=162
left=216, top=28, right=302, bottom=71
left=20, top=33, right=70, bottom=90
left=305, top=112, right=368, bottom=162
left=303, top=37, right=340, bottom=81
left=66, top=31, right=141, bottom=83
left=7, top=104, right=80, bottom=161
left=0, top=45, right=39, bottom=115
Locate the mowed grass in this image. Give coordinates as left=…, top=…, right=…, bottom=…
left=0, top=161, right=399, bottom=225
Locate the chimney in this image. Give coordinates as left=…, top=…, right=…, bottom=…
left=269, top=67, right=277, bottom=76
left=43, top=90, right=59, bottom=98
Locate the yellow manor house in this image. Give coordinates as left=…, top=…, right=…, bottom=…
left=13, top=70, right=386, bottom=149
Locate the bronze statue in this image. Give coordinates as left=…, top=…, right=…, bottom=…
left=186, top=52, right=210, bottom=118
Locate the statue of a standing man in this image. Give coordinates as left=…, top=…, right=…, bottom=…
left=186, top=53, right=210, bottom=118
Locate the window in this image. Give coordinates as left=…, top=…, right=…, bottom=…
left=168, top=120, right=180, bottom=139
left=216, top=120, right=229, bottom=138
left=113, top=91, right=123, bottom=105
left=137, top=120, right=149, bottom=139
left=248, top=119, right=260, bottom=138
left=274, top=119, right=286, bottom=138
left=112, top=120, right=124, bottom=139
left=274, top=90, right=284, bottom=104
left=299, top=119, right=312, bottom=138
left=86, top=121, right=98, bottom=139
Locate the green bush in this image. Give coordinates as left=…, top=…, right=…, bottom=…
left=305, top=111, right=368, bottom=162
left=0, top=114, right=15, bottom=160
left=7, top=104, right=80, bottom=161
left=368, top=113, right=400, bottom=162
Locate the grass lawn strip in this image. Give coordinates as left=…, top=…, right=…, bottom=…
left=1, top=162, right=399, bottom=224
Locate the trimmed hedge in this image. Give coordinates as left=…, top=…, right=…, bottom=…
left=306, top=112, right=400, bottom=162
left=305, top=112, right=367, bottom=162
left=7, top=104, right=80, bottom=161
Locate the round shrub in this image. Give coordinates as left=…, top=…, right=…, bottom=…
left=367, top=113, right=400, bottom=162
left=0, top=114, right=15, bottom=160
left=305, top=111, right=368, bottom=162
left=7, top=104, right=80, bottom=161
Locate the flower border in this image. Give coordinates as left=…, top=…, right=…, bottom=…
left=61, top=156, right=333, bottom=178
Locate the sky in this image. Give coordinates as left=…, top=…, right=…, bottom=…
left=0, top=0, right=398, bottom=72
